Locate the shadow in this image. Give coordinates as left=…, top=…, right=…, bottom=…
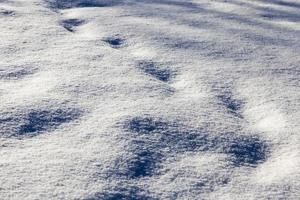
left=258, top=0, right=300, bottom=9
left=260, top=12, right=300, bottom=22
left=237, top=31, right=293, bottom=46
left=132, top=0, right=299, bottom=50
left=270, top=66, right=300, bottom=76
left=166, top=39, right=215, bottom=50
left=160, top=34, right=255, bottom=61
left=223, top=0, right=300, bottom=23
left=138, top=0, right=202, bottom=10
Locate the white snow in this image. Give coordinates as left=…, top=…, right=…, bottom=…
left=0, top=0, right=299, bottom=199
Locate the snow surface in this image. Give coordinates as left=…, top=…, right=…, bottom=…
left=0, top=0, right=299, bottom=199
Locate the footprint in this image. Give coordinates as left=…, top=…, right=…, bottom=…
left=94, top=116, right=269, bottom=197
left=84, top=186, right=153, bottom=200
left=0, top=66, right=37, bottom=80
left=121, top=146, right=163, bottom=179
left=76, top=1, right=117, bottom=8
left=0, top=9, right=14, bottom=16
left=126, top=117, right=211, bottom=152
left=102, top=37, right=125, bottom=49
left=18, top=109, right=80, bottom=136
left=48, top=0, right=120, bottom=10
left=216, top=92, right=244, bottom=117
left=222, top=135, right=267, bottom=166
left=122, top=116, right=268, bottom=177
left=136, top=61, right=172, bottom=82
left=60, top=19, right=85, bottom=32
left=127, top=117, right=168, bottom=134
left=0, top=107, right=82, bottom=138
left=117, top=117, right=207, bottom=181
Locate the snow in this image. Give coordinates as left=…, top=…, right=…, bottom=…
left=0, top=0, right=299, bottom=199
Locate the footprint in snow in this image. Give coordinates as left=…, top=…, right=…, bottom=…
left=102, top=37, right=126, bottom=49
left=136, top=60, right=173, bottom=82
left=124, top=117, right=266, bottom=179
left=0, top=66, right=37, bottom=80
left=48, top=0, right=120, bottom=10
left=0, top=106, right=82, bottom=138
left=60, top=19, right=85, bottom=32
left=89, top=116, right=269, bottom=198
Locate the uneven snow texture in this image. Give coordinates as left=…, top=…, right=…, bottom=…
left=0, top=0, right=299, bottom=199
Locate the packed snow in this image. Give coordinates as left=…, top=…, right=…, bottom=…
left=0, top=0, right=299, bottom=199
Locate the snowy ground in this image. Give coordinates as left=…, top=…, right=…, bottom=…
left=0, top=0, right=299, bottom=199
